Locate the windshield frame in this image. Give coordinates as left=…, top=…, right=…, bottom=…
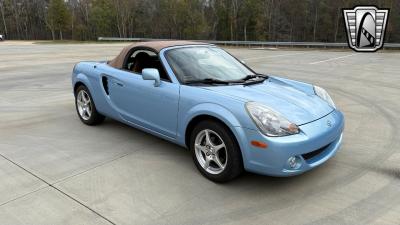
left=161, top=45, right=258, bottom=85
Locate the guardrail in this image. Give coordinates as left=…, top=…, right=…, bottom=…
left=98, top=37, right=400, bottom=49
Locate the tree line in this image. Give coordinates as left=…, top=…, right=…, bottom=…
left=0, top=0, right=399, bottom=42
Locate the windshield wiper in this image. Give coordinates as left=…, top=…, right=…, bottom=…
left=185, top=74, right=268, bottom=85
left=185, top=78, right=231, bottom=85
left=241, top=74, right=268, bottom=86
left=241, top=74, right=268, bottom=81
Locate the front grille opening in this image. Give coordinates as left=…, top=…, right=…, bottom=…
left=302, top=144, right=329, bottom=161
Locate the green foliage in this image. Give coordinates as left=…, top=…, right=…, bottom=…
left=0, top=0, right=399, bottom=42
left=46, top=0, right=71, bottom=39
left=90, top=0, right=117, bottom=37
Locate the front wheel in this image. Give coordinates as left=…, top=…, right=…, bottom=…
left=75, top=85, right=105, bottom=125
left=190, top=120, right=243, bottom=182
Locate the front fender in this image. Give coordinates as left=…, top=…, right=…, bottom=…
left=181, top=103, right=241, bottom=135
left=177, top=102, right=249, bottom=163
left=270, top=76, right=315, bottom=95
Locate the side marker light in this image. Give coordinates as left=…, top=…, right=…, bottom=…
left=251, top=140, right=268, bottom=149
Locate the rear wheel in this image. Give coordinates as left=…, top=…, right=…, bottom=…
left=190, top=120, right=243, bottom=182
left=75, top=85, right=105, bottom=125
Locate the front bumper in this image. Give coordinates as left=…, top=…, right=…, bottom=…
left=237, top=110, right=344, bottom=176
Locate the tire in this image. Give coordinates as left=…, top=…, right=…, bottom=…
left=190, top=120, right=243, bottom=182
left=75, top=85, right=105, bottom=125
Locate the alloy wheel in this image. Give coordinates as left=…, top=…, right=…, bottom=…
left=194, top=129, right=228, bottom=175
left=76, top=90, right=92, bottom=120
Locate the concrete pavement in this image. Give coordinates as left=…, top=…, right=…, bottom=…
left=0, top=42, right=399, bottom=225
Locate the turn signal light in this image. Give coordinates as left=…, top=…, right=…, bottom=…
left=251, top=140, right=268, bottom=149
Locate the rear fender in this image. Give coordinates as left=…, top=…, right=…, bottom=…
left=73, top=73, right=91, bottom=91
left=73, top=72, right=114, bottom=117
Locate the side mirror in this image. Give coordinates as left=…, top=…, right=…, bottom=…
left=142, top=68, right=161, bottom=87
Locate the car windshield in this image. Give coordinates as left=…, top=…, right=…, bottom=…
left=165, top=46, right=255, bottom=83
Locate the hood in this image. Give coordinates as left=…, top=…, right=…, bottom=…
left=200, top=77, right=334, bottom=125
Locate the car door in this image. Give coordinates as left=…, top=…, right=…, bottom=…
left=106, top=68, right=180, bottom=139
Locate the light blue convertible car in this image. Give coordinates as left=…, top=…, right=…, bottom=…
left=72, top=41, right=344, bottom=182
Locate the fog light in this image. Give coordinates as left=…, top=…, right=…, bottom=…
left=288, top=156, right=302, bottom=169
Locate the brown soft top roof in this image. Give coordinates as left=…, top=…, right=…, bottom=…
left=108, top=40, right=210, bottom=69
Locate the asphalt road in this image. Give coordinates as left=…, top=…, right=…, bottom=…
left=0, top=42, right=399, bottom=225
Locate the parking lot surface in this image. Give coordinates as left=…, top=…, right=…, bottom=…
left=0, top=42, right=399, bottom=225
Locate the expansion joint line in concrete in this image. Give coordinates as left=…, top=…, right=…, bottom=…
left=0, top=153, right=116, bottom=225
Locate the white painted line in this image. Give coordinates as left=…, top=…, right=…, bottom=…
left=244, top=52, right=305, bottom=61
left=309, top=53, right=358, bottom=65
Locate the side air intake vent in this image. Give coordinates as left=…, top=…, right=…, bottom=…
left=102, top=76, right=109, bottom=95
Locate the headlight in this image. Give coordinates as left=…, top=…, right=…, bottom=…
left=314, top=86, right=336, bottom=109
left=245, top=102, right=299, bottom=137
